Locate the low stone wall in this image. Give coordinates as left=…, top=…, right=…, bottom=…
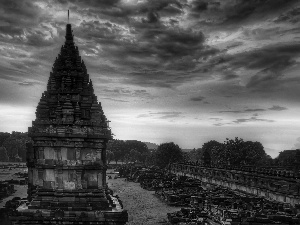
left=172, top=165, right=300, bottom=206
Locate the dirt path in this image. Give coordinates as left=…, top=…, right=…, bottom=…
left=107, top=176, right=181, bottom=225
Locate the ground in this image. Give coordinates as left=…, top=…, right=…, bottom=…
left=0, top=165, right=180, bottom=225
left=107, top=170, right=181, bottom=225
left=0, top=163, right=27, bottom=208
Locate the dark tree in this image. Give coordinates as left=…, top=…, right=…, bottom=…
left=2, top=132, right=30, bottom=162
left=0, top=147, right=9, bottom=162
left=185, top=148, right=199, bottom=162
left=223, top=137, right=267, bottom=166
left=274, top=149, right=300, bottom=167
left=155, top=142, right=183, bottom=168
left=107, top=139, right=149, bottom=164
left=199, top=138, right=269, bottom=167
left=0, top=132, right=10, bottom=146
left=199, top=140, right=223, bottom=165
left=124, top=140, right=149, bottom=163
left=145, top=149, right=156, bottom=166
left=106, top=150, right=114, bottom=165
left=107, top=139, right=126, bottom=165
left=202, top=148, right=211, bottom=166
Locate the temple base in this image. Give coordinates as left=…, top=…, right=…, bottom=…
left=10, top=188, right=128, bottom=225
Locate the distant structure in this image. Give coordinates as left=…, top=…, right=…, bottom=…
left=10, top=22, right=128, bottom=224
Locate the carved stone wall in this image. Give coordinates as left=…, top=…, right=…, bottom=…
left=171, top=163, right=300, bottom=206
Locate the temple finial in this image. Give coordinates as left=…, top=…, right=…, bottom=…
left=68, top=10, right=69, bottom=23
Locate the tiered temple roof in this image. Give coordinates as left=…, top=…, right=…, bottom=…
left=10, top=24, right=128, bottom=225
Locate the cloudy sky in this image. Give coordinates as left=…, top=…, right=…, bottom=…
left=1, top=0, right=300, bottom=157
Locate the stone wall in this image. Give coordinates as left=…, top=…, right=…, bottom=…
left=171, top=163, right=300, bottom=206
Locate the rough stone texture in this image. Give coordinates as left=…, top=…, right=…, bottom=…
left=10, top=24, right=128, bottom=225
left=171, top=163, right=300, bottom=206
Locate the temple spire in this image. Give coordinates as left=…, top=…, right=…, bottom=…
left=65, top=24, right=73, bottom=42
left=65, top=10, right=73, bottom=42
left=10, top=12, right=128, bottom=225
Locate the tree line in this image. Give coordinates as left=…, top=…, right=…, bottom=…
left=107, top=140, right=183, bottom=168
left=0, top=131, right=297, bottom=168
left=0, top=132, right=30, bottom=162
left=107, top=137, right=300, bottom=169
left=186, top=137, right=273, bottom=167
left=107, top=137, right=275, bottom=168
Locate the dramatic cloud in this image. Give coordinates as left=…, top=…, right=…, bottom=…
left=188, top=0, right=298, bottom=26
left=101, top=97, right=129, bottom=103
left=233, top=117, right=275, bottom=124
left=218, top=104, right=289, bottom=113
left=210, top=118, right=223, bottom=121
left=219, top=108, right=266, bottom=113
left=153, top=112, right=183, bottom=119
left=0, top=0, right=300, bottom=155
left=274, top=7, right=300, bottom=23
left=212, top=115, right=275, bottom=126
left=268, top=105, right=288, bottom=111
left=18, top=81, right=41, bottom=86
left=190, top=96, right=205, bottom=102
left=137, top=111, right=183, bottom=120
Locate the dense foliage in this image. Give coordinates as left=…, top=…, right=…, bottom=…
left=106, top=139, right=150, bottom=164
left=0, top=132, right=30, bottom=162
left=154, top=142, right=183, bottom=168
left=188, top=137, right=272, bottom=167
left=274, top=150, right=300, bottom=167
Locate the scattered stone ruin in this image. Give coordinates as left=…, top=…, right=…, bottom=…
left=171, top=163, right=300, bottom=206
left=10, top=23, right=128, bottom=225
left=120, top=165, right=300, bottom=224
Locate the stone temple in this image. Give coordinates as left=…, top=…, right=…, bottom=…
left=10, top=24, right=128, bottom=224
